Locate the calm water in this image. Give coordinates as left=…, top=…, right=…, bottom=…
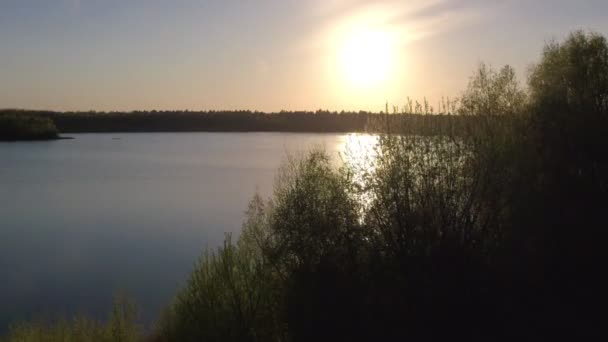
left=0, top=132, right=374, bottom=330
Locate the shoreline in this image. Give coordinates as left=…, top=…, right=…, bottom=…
left=0, top=136, right=74, bottom=142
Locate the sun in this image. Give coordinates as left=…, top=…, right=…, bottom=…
left=338, top=28, right=394, bottom=89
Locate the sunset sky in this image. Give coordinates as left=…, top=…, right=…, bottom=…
left=1, top=0, right=607, bottom=112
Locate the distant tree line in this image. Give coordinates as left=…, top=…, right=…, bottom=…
left=0, top=111, right=59, bottom=141
left=2, top=107, right=485, bottom=136
left=50, top=110, right=374, bottom=133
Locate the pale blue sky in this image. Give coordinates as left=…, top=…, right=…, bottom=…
left=1, top=0, right=607, bottom=112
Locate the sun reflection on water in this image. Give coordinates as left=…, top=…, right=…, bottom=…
left=337, top=133, right=379, bottom=169
left=336, top=134, right=380, bottom=213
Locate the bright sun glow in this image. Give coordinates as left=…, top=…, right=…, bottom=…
left=339, top=28, right=395, bottom=89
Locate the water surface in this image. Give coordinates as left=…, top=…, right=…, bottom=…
left=0, top=132, right=372, bottom=329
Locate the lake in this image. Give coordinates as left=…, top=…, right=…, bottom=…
left=0, top=132, right=375, bottom=331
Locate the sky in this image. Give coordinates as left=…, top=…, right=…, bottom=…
left=1, top=0, right=607, bottom=112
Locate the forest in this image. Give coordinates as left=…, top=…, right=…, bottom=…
left=2, top=106, right=466, bottom=136
left=2, top=31, right=607, bottom=341
left=0, top=112, right=59, bottom=141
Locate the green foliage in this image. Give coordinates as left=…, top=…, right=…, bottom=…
left=266, top=150, right=362, bottom=274
left=460, top=63, right=527, bottom=116
left=526, top=31, right=608, bottom=188
left=262, top=151, right=365, bottom=341
left=505, top=31, right=608, bottom=339
left=363, top=135, right=493, bottom=259
left=0, top=111, right=59, bottom=140
left=2, top=297, right=140, bottom=342
left=155, top=151, right=362, bottom=342
left=25, top=108, right=483, bottom=136
left=155, top=200, right=284, bottom=342
left=529, top=30, right=608, bottom=113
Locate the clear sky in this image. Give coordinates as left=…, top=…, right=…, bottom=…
left=1, top=0, right=607, bottom=112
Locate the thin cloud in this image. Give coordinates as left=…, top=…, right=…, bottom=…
left=308, top=0, right=503, bottom=49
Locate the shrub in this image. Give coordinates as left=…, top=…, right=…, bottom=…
left=460, top=63, right=527, bottom=116
left=155, top=197, right=284, bottom=342
left=2, top=296, right=140, bottom=342
left=529, top=30, right=608, bottom=114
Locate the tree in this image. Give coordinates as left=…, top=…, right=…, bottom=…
left=528, top=30, right=608, bottom=114
left=460, top=63, right=527, bottom=116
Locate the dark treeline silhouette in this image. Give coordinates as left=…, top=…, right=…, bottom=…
left=0, top=112, right=59, bottom=141
left=1, top=108, right=480, bottom=136
left=53, top=110, right=372, bottom=133
left=3, top=30, right=607, bottom=341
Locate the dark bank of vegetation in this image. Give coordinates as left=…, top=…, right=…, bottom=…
left=0, top=111, right=60, bottom=141
left=6, top=101, right=462, bottom=135
left=3, top=30, right=607, bottom=341
left=51, top=110, right=373, bottom=133
left=1, top=297, right=139, bottom=342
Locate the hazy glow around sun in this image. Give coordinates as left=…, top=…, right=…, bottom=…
left=322, top=6, right=408, bottom=106
left=339, top=28, right=394, bottom=88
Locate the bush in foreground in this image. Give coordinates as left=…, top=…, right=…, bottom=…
left=1, top=297, right=140, bottom=342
